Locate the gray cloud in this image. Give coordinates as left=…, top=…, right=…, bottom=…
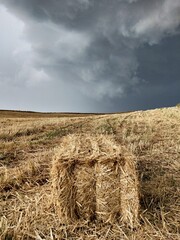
left=0, top=0, right=180, bottom=112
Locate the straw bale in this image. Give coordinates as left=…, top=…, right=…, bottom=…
left=96, top=160, right=121, bottom=223
left=74, top=162, right=96, bottom=221
left=51, top=134, right=139, bottom=228
left=120, top=152, right=139, bottom=228
left=51, top=158, right=77, bottom=223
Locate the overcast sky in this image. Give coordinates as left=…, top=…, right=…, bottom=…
left=0, top=0, right=180, bottom=112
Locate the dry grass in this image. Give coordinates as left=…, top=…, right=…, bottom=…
left=0, top=110, right=101, bottom=118
left=0, top=106, right=179, bottom=239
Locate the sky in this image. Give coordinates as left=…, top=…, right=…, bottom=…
left=0, top=0, right=180, bottom=113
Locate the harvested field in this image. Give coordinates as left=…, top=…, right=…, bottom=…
left=0, top=107, right=180, bottom=239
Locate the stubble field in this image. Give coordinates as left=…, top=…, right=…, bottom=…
left=0, top=107, right=179, bottom=239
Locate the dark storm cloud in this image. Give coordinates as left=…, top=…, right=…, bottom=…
left=0, top=0, right=180, bottom=111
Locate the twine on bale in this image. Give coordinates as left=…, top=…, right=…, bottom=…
left=51, top=134, right=139, bottom=228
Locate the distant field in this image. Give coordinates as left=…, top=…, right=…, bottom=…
left=0, top=110, right=102, bottom=118
left=0, top=107, right=179, bottom=239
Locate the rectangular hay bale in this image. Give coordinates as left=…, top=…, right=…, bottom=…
left=96, top=160, right=121, bottom=223
left=120, top=154, right=139, bottom=228
left=74, top=162, right=96, bottom=221
left=51, top=160, right=77, bottom=223
left=51, top=134, right=139, bottom=228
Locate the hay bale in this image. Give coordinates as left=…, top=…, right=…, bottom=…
left=120, top=152, right=139, bottom=228
left=51, top=134, right=139, bottom=228
left=74, top=162, right=96, bottom=221
left=96, top=160, right=121, bottom=223
left=51, top=158, right=77, bottom=223
left=51, top=135, right=96, bottom=223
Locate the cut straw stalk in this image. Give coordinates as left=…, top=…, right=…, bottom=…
left=51, top=134, right=139, bottom=228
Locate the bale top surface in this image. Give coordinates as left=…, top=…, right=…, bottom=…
left=53, top=134, right=136, bottom=165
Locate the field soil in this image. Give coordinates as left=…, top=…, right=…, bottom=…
left=0, top=107, right=179, bottom=239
